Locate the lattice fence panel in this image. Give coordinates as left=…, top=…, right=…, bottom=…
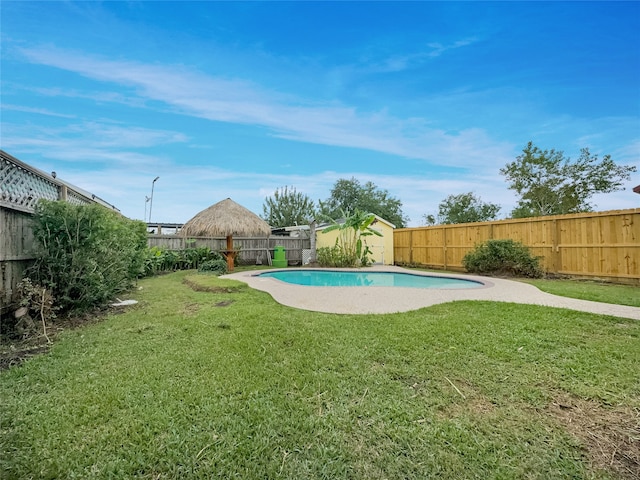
left=67, top=190, right=92, bottom=206
left=0, top=155, right=59, bottom=211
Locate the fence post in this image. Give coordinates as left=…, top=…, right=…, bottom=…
left=443, top=226, right=448, bottom=270
left=552, top=219, right=562, bottom=275
left=409, top=230, right=414, bottom=264
left=58, top=184, right=68, bottom=201
left=310, top=221, right=317, bottom=263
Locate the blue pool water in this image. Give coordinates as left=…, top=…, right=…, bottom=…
left=258, top=270, right=483, bottom=289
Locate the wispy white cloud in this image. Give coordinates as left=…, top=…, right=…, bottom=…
left=9, top=44, right=637, bottom=226
left=1, top=104, right=77, bottom=118
left=2, top=121, right=187, bottom=165
left=16, top=45, right=513, bottom=170
left=3, top=81, right=152, bottom=110
left=357, top=37, right=479, bottom=73
left=58, top=162, right=518, bottom=225
left=426, top=38, right=478, bottom=58
left=26, top=142, right=633, bottom=226
left=36, top=86, right=149, bottom=109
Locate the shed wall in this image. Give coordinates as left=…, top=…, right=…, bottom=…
left=316, top=221, right=394, bottom=265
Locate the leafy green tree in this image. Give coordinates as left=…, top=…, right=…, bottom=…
left=319, top=177, right=408, bottom=227
left=321, top=209, right=382, bottom=267
left=500, top=142, right=636, bottom=218
left=423, top=192, right=501, bottom=225
left=262, top=186, right=316, bottom=228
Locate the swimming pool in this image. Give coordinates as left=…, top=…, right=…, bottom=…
left=258, top=270, right=484, bottom=289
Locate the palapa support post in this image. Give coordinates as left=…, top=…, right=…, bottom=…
left=225, top=235, right=235, bottom=271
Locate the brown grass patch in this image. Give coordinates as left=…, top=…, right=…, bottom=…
left=548, top=393, right=639, bottom=479
left=182, top=277, right=241, bottom=293
left=214, top=300, right=234, bottom=307
left=181, top=302, right=201, bottom=316
left=437, top=396, right=497, bottom=419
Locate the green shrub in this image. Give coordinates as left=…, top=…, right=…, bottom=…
left=316, top=245, right=358, bottom=267
left=182, top=245, right=217, bottom=270
left=198, top=256, right=228, bottom=275
left=462, top=239, right=544, bottom=278
left=143, top=246, right=220, bottom=275
left=29, top=200, right=148, bottom=313
left=143, top=246, right=168, bottom=275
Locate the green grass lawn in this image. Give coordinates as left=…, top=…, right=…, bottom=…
left=1, top=271, right=639, bottom=479
left=405, top=265, right=640, bottom=308
left=520, top=278, right=640, bottom=307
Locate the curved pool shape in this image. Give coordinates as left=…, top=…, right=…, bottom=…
left=258, top=270, right=484, bottom=289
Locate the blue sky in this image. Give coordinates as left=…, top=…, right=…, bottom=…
left=2, top=1, right=639, bottom=226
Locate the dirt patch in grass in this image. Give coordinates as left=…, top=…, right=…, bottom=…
left=0, top=308, right=112, bottom=371
left=438, top=397, right=497, bottom=418
left=436, top=392, right=497, bottom=419
left=0, top=344, right=50, bottom=370
left=182, top=277, right=242, bottom=294
left=181, top=302, right=201, bottom=316
left=214, top=300, right=234, bottom=307
left=549, top=393, right=640, bottom=479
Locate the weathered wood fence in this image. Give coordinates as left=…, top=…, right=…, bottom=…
left=148, top=235, right=311, bottom=266
left=394, top=209, right=639, bottom=285
left=0, top=207, right=36, bottom=317
left=1, top=150, right=117, bottom=317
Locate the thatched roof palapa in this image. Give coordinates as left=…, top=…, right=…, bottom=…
left=181, top=198, right=271, bottom=238
left=181, top=198, right=270, bottom=271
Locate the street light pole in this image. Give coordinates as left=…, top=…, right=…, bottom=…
left=144, top=196, right=150, bottom=223
left=149, top=176, right=159, bottom=223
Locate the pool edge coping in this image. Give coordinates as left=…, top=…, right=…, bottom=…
left=250, top=267, right=494, bottom=290
left=221, top=265, right=640, bottom=320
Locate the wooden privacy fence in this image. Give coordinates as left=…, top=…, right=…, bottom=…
left=394, top=209, right=639, bottom=285
left=148, top=235, right=311, bottom=266
left=1, top=150, right=116, bottom=316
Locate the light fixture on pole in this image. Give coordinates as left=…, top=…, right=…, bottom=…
left=144, top=196, right=150, bottom=223
left=149, top=176, right=160, bottom=223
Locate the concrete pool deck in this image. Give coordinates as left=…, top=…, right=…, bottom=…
left=222, top=266, right=640, bottom=320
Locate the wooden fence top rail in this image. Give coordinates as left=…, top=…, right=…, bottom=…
left=395, top=208, right=639, bottom=231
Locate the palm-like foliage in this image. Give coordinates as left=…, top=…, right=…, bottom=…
left=321, top=209, right=382, bottom=267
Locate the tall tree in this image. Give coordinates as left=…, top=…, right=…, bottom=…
left=262, top=186, right=316, bottom=228
left=319, top=177, right=408, bottom=227
left=423, top=192, right=501, bottom=225
left=501, top=142, right=636, bottom=218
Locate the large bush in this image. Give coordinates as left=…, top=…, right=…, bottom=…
left=29, top=200, right=148, bottom=313
left=462, top=239, right=544, bottom=278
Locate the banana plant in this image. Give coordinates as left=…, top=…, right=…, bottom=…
left=321, top=209, right=382, bottom=266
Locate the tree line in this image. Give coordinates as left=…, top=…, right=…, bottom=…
left=262, top=142, right=636, bottom=228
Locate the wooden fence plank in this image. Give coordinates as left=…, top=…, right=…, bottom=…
left=1, top=208, right=37, bottom=314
